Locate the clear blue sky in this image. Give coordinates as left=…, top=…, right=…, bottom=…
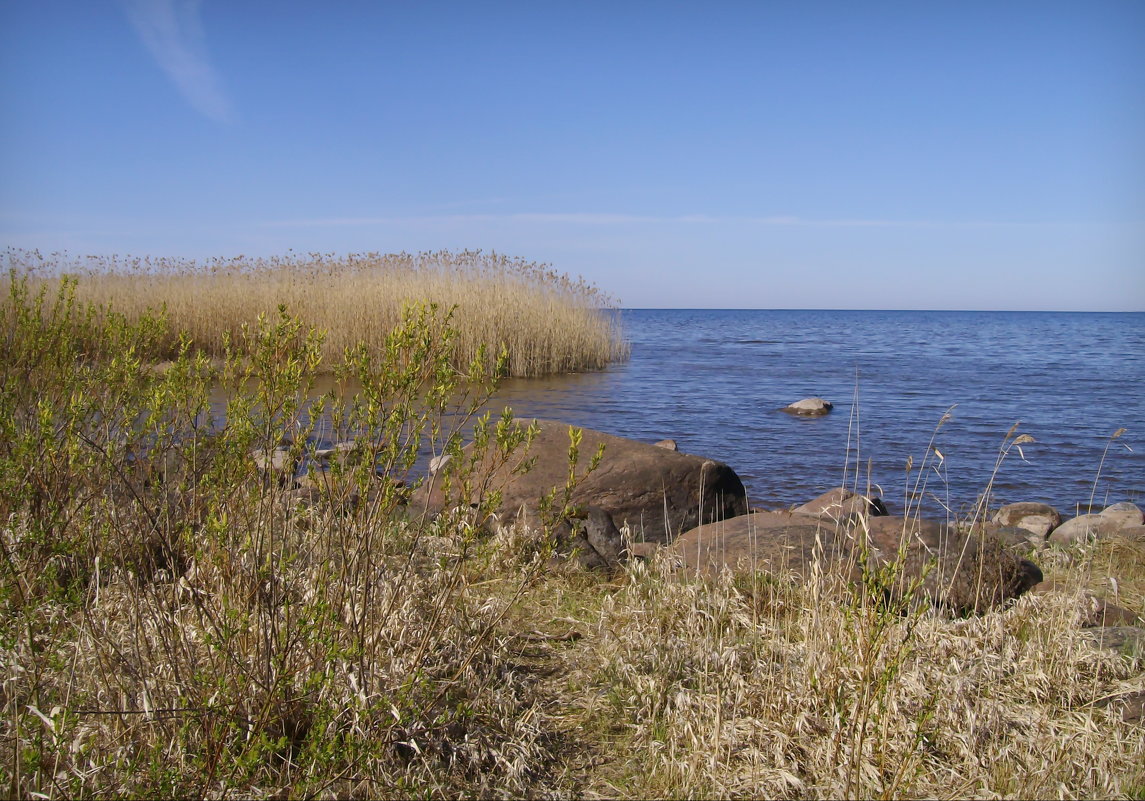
left=2, top=1, right=1143, bottom=310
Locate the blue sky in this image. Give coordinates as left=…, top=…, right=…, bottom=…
left=2, top=1, right=1143, bottom=310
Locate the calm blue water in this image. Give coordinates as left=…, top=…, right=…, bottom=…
left=486, top=310, right=1145, bottom=517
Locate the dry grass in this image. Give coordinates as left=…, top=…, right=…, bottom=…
left=2, top=248, right=628, bottom=377
left=7, top=512, right=1143, bottom=799
left=543, top=552, right=1145, bottom=799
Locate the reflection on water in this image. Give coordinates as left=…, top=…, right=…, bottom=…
left=475, top=309, right=1145, bottom=516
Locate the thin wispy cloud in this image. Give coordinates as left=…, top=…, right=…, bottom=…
left=261, top=213, right=675, bottom=228
left=120, top=0, right=233, bottom=123
left=259, top=213, right=1025, bottom=229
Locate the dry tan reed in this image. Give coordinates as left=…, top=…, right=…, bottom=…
left=2, top=248, right=628, bottom=377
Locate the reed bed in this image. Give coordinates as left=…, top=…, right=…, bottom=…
left=2, top=248, right=628, bottom=377
left=2, top=276, right=1142, bottom=799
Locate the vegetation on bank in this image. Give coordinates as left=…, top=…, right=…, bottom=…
left=1, top=248, right=629, bottom=377
left=2, top=276, right=1143, bottom=799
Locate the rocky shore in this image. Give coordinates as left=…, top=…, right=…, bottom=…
left=258, top=418, right=1143, bottom=647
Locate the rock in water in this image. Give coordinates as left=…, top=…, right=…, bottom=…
left=991, top=502, right=1062, bottom=539
left=782, top=397, right=833, bottom=416
left=793, top=487, right=889, bottom=519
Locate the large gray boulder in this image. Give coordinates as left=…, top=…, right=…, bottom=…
left=1048, top=502, right=1145, bottom=545
left=669, top=512, right=1043, bottom=615
left=1100, top=502, right=1145, bottom=529
left=411, top=419, right=749, bottom=544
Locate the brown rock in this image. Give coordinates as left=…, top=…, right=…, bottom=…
left=629, top=541, right=662, bottom=561
left=583, top=506, right=628, bottom=570
left=653, top=439, right=679, bottom=451
left=545, top=507, right=630, bottom=573
left=670, top=512, right=1042, bottom=615
left=793, top=487, right=889, bottom=520
left=1080, top=598, right=1143, bottom=628
left=670, top=511, right=854, bottom=578
left=862, top=516, right=1043, bottom=614
left=1095, top=690, right=1145, bottom=725
left=1083, top=626, right=1145, bottom=657
left=410, top=419, right=748, bottom=544
left=983, top=523, right=1045, bottom=552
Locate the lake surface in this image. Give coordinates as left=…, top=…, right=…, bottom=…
left=484, top=309, right=1144, bottom=518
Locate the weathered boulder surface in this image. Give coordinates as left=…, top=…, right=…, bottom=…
left=1084, top=626, right=1145, bottom=658
left=552, top=506, right=630, bottom=573
left=793, top=487, right=889, bottom=519
left=1049, top=502, right=1145, bottom=545
left=670, top=512, right=1043, bottom=614
left=991, top=502, right=1062, bottom=539
left=1031, top=580, right=1144, bottom=628
left=864, top=516, right=1043, bottom=613
left=411, top=419, right=749, bottom=544
left=1120, top=525, right=1145, bottom=543
left=781, top=397, right=833, bottom=416
left=980, top=523, right=1046, bottom=552
left=1049, top=514, right=1115, bottom=545
left=1101, top=502, right=1145, bottom=529
left=669, top=510, right=851, bottom=575
left=1095, top=690, right=1145, bottom=725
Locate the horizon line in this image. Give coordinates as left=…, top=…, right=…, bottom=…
left=618, top=307, right=1145, bottom=314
